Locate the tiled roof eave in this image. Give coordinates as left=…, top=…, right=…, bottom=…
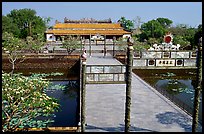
left=53, top=33, right=128, bottom=35
left=45, top=30, right=131, bottom=35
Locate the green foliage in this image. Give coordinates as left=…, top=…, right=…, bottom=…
left=2, top=72, right=60, bottom=132
left=61, top=35, right=82, bottom=54
left=147, top=37, right=160, bottom=45
left=2, top=32, right=27, bottom=73
left=185, top=28, right=196, bottom=48
left=2, top=32, right=26, bottom=52
left=173, top=35, right=190, bottom=49
left=133, top=41, right=150, bottom=51
left=156, top=18, right=173, bottom=28
left=138, top=18, right=172, bottom=43
left=2, top=15, right=20, bottom=37
left=25, top=34, right=46, bottom=53
left=4, top=8, right=47, bottom=39
left=48, top=81, right=79, bottom=99
left=137, top=18, right=199, bottom=50
left=2, top=32, right=47, bottom=74
left=194, top=24, right=202, bottom=48
left=42, top=16, right=52, bottom=29
left=118, top=17, right=134, bottom=31
left=140, top=19, right=167, bottom=40
left=115, top=37, right=127, bottom=50
left=169, top=24, right=196, bottom=49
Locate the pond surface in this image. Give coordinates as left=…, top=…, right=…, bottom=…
left=133, top=69, right=202, bottom=124
left=45, top=80, right=79, bottom=127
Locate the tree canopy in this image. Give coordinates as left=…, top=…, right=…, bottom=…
left=156, top=18, right=173, bottom=28
left=140, top=19, right=167, bottom=41
left=3, top=8, right=47, bottom=39
left=118, top=17, right=134, bottom=31
left=194, top=24, right=202, bottom=47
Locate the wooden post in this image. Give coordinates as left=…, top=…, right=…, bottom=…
left=125, top=37, right=134, bottom=132
left=81, top=57, right=87, bottom=132
left=192, top=37, right=202, bottom=132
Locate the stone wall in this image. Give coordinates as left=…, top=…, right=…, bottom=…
left=2, top=54, right=81, bottom=80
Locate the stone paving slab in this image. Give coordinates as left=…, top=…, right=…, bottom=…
left=86, top=53, right=122, bottom=65
left=84, top=55, right=202, bottom=132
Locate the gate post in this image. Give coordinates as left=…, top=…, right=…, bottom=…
left=192, top=37, right=202, bottom=132
left=81, top=57, right=87, bottom=132
left=125, top=37, right=134, bottom=132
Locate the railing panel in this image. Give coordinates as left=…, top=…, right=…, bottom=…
left=86, top=65, right=126, bottom=84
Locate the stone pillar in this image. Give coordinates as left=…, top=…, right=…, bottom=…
left=81, top=57, right=87, bottom=132
left=192, top=37, right=202, bottom=132
left=125, top=37, right=134, bottom=132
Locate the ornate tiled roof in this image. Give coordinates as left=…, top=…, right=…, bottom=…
left=53, top=23, right=122, bottom=29
left=46, top=23, right=131, bottom=35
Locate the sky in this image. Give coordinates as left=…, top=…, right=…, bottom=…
left=2, top=2, right=202, bottom=28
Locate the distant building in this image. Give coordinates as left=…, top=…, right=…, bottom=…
left=45, top=18, right=131, bottom=43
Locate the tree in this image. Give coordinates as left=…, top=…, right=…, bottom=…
left=140, top=20, right=167, bottom=41
left=25, top=34, right=46, bottom=53
left=138, top=18, right=173, bottom=42
left=6, top=8, right=47, bottom=39
left=169, top=24, right=196, bottom=50
left=133, top=41, right=149, bottom=51
left=156, top=18, right=173, bottom=28
left=194, top=24, right=202, bottom=49
left=169, top=24, right=188, bottom=36
left=133, top=16, right=143, bottom=29
left=2, top=72, right=60, bottom=132
left=185, top=28, right=196, bottom=49
left=3, top=32, right=47, bottom=74
left=173, top=35, right=190, bottom=50
left=2, top=15, right=20, bottom=37
left=61, top=35, right=82, bottom=54
left=118, top=17, right=134, bottom=31
left=2, top=32, right=27, bottom=75
left=42, top=17, right=53, bottom=29
left=115, top=37, right=128, bottom=50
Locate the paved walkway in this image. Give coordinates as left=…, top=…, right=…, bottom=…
left=84, top=53, right=202, bottom=132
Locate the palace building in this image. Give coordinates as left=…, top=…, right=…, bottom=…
left=45, top=18, right=131, bottom=43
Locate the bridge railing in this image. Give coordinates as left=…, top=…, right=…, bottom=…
left=86, top=65, right=126, bottom=84
left=155, top=86, right=202, bottom=124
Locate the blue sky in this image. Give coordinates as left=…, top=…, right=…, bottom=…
left=2, top=2, right=202, bottom=28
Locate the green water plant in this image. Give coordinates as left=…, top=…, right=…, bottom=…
left=2, top=72, right=60, bottom=132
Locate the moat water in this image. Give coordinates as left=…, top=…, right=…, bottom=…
left=3, top=67, right=202, bottom=127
